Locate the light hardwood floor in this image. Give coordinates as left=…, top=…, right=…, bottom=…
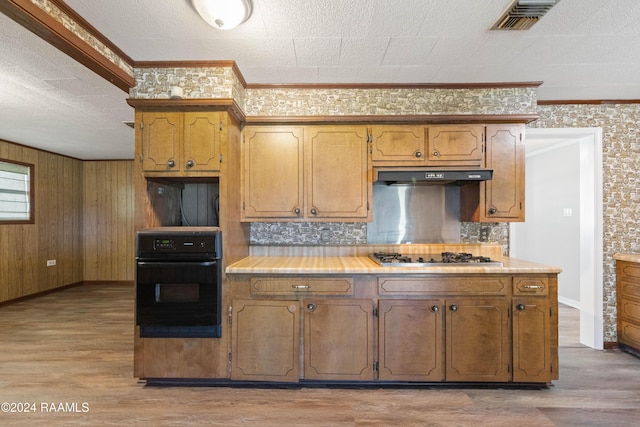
left=1, top=283, right=639, bottom=426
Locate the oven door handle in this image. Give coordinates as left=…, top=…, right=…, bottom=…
left=137, top=261, right=218, bottom=268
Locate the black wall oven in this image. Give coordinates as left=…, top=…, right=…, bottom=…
left=136, top=227, right=222, bottom=338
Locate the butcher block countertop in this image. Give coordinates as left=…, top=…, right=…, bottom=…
left=614, top=253, right=640, bottom=263
left=226, top=255, right=562, bottom=275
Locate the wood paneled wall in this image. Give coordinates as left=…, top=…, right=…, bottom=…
left=83, top=160, right=135, bottom=281
left=0, top=140, right=83, bottom=303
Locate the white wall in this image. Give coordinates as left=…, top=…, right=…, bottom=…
left=514, top=142, right=581, bottom=305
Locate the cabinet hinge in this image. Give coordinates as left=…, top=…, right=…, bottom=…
left=242, top=201, right=245, bottom=211
left=228, top=306, right=233, bottom=325
left=367, top=201, right=370, bottom=211
left=373, top=306, right=378, bottom=317
left=139, top=121, right=143, bottom=130
left=219, top=154, right=223, bottom=163
left=373, top=361, right=379, bottom=372
left=220, top=121, right=223, bottom=131
left=242, top=135, right=245, bottom=143
left=229, top=352, right=232, bottom=363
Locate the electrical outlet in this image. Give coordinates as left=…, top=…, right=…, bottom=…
left=46, top=259, right=56, bottom=267
left=479, top=226, right=490, bottom=242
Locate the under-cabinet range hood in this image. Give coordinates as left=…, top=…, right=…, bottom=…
left=375, top=168, right=493, bottom=185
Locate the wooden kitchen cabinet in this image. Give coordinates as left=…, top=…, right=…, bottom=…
left=427, top=125, right=484, bottom=166
left=241, top=125, right=371, bottom=221
left=445, top=298, right=510, bottom=382
left=377, top=297, right=512, bottom=383
left=304, top=298, right=375, bottom=381
left=241, top=126, right=304, bottom=219
left=370, top=124, right=484, bottom=167
left=226, top=271, right=557, bottom=385
left=512, top=298, right=551, bottom=382
left=378, top=299, right=444, bottom=381
left=139, top=111, right=221, bottom=174
left=370, top=125, right=427, bottom=165
left=377, top=276, right=510, bottom=383
left=617, top=260, right=640, bottom=354
left=231, top=276, right=372, bottom=382
left=461, top=124, right=525, bottom=222
left=305, top=126, right=370, bottom=220
left=231, top=299, right=300, bottom=382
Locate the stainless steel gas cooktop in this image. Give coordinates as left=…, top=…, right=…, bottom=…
left=369, top=252, right=503, bottom=267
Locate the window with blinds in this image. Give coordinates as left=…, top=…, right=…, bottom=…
left=0, top=159, right=34, bottom=223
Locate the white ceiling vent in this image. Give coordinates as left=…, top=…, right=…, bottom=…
left=492, top=0, right=560, bottom=30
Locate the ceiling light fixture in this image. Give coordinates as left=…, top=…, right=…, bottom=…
left=191, top=0, right=252, bottom=30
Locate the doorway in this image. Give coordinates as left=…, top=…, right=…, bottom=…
left=510, top=127, right=603, bottom=350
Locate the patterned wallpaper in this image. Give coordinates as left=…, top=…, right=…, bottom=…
left=243, top=87, right=537, bottom=116
left=531, top=104, right=640, bottom=342
left=29, top=0, right=133, bottom=76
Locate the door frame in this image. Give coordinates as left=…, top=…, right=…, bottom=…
left=510, top=127, right=603, bottom=350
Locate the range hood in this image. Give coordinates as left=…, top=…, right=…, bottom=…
left=375, top=168, right=493, bottom=185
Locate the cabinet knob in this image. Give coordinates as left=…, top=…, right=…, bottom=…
left=310, top=208, right=318, bottom=216
left=488, top=207, right=497, bottom=215
left=294, top=207, right=301, bottom=215
left=167, top=159, right=175, bottom=168
left=431, top=305, right=439, bottom=313
left=186, top=159, right=194, bottom=168
left=415, top=151, right=422, bottom=158
left=449, top=304, right=458, bottom=312
left=516, top=304, right=526, bottom=311
left=433, top=150, right=440, bottom=157
left=307, top=303, right=316, bottom=312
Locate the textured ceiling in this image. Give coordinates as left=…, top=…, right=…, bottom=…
left=2, top=0, right=640, bottom=159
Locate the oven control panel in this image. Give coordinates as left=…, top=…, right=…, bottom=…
left=136, top=228, right=222, bottom=259
left=153, top=239, right=176, bottom=251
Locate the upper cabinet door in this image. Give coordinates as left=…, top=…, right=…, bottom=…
left=484, top=124, right=525, bottom=221
left=370, top=125, right=427, bottom=165
left=183, top=112, right=221, bottom=172
left=305, top=126, right=371, bottom=221
left=241, top=126, right=305, bottom=220
left=427, top=125, right=484, bottom=166
left=141, top=112, right=182, bottom=172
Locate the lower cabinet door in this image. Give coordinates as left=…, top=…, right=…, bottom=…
left=445, top=298, right=510, bottom=382
left=378, top=299, right=444, bottom=381
left=231, top=299, right=300, bottom=382
left=513, top=299, right=551, bottom=382
left=303, top=299, right=374, bottom=381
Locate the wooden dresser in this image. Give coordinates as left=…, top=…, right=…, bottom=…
left=615, top=254, right=640, bottom=355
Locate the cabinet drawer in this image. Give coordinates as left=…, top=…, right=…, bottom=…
left=619, top=320, right=640, bottom=349
left=513, top=276, right=549, bottom=296
left=619, top=298, right=640, bottom=323
left=619, top=280, right=640, bottom=300
left=378, top=276, right=509, bottom=296
left=620, top=263, right=640, bottom=281
left=251, top=277, right=354, bottom=296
